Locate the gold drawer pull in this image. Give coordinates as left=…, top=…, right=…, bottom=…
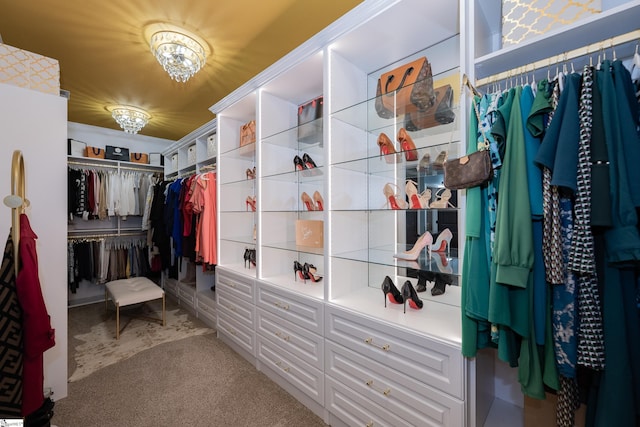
left=365, top=380, right=391, bottom=396
left=229, top=328, right=236, bottom=336
left=275, top=331, right=290, bottom=341
left=366, top=422, right=374, bottom=427
left=274, top=302, right=290, bottom=310
left=364, top=337, right=390, bottom=351
left=275, top=361, right=290, bottom=373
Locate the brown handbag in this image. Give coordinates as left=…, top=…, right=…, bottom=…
left=404, top=84, right=456, bottom=131
left=240, top=120, right=256, bottom=147
left=443, top=150, right=493, bottom=190
left=130, top=152, right=149, bottom=164
left=375, top=57, right=436, bottom=118
left=443, top=97, right=493, bottom=190
left=86, top=146, right=105, bottom=159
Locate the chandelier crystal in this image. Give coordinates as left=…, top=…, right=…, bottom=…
left=150, top=30, right=206, bottom=82
left=110, top=106, right=150, bottom=134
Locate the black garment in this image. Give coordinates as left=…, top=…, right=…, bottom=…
left=150, top=181, right=171, bottom=269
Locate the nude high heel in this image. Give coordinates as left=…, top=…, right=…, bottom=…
left=405, top=180, right=430, bottom=209
left=383, top=183, right=407, bottom=210
left=430, top=188, right=455, bottom=208
left=246, top=196, right=256, bottom=211
left=301, top=192, right=316, bottom=211
left=313, top=191, right=324, bottom=211
left=393, top=231, right=433, bottom=261
left=397, top=128, right=418, bottom=161
left=431, top=228, right=453, bottom=254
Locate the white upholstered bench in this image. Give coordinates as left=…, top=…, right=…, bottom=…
left=105, top=277, right=165, bottom=339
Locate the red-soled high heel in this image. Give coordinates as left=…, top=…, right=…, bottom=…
left=393, top=231, right=433, bottom=261
left=397, top=128, right=418, bottom=161
left=383, top=183, right=407, bottom=210
left=246, top=196, right=256, bottom=212
left=377, top=133, right=399, bottom=164
left=381, top=276, right=403, bottom=307
left=313, top=191, right=324, bottom=211
left=301, top=192, right=316, bottom=211
left=401, top=280, right=423, bottom=313
left=431, top=228, right=453, bottom=254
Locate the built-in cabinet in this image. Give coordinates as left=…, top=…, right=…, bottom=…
left=165, top=0, right=640, bottom=425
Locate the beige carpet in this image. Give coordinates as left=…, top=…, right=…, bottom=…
left=69, top=303, right=213, bottom=382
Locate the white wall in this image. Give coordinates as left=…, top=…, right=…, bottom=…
left=68, top=121, right=175, bottom=154
left=0, top=83, right=69, bottom=400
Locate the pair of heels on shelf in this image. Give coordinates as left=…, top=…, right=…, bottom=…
left=392, top=228, right=453, bottom=261
left=378, top=128, right=418, bottom=163
left=417, top=151, right=448, bottom=173
left=246, top=166, right=256, bottom=180
left=243, top=248, right=256, bottom=268
left=384, top=183, right=454, bottom=210
left=301, top=191, right=324, bottom=211
left=246, top=196, right=256, bottom=212
left=294, top=153, right=318, bottom=171
left=293, top=260, right=322, bottom=283
left=381, top=276, right=423, bottom=313
left=414, top=270, right=452, bottom=296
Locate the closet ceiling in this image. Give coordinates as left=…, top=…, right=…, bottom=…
left=0, top=0, right=362, bottom=141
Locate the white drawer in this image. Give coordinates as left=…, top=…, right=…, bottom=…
left=326, top=340, right=463, bottom=427
left=177, top=284, right=195, bottom=307
left=217, top=269, right=254, bottom=302
left=197, top=295, right=216, bottom=323
left=326, top=304, right=463, bottom=399
left=217, top=310, right=254, bottom=355
left=256, top=282, right=323, bottom=335
left=217, top=287, right=254, bottom=329
left=256, top=308, right=323, bottom=370
left=256, top=334, right=324, bottom=405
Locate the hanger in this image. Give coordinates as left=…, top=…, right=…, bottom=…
left=2, top=150, right=29, bottom=274
left=462, top=73, right=481, bottom=97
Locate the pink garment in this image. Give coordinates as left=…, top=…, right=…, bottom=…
left=191, top=172, right=217, bottom=265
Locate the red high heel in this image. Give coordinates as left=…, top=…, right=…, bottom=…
left=246, top=196, right=256, bottom=212
left=397, top=128, right=418, bottom=161
left=383, top=183, right=407, bottom=210
left=377, top=133, right=399, bottom=164
left=431, top=228, right=453, bottom=254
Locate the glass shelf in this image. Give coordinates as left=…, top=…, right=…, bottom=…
left=261, top=118, right=323, bottom=146
left=263, top=241, right=324, bottom=256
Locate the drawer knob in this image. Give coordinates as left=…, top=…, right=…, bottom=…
left=364, top=337, right=390, bottom=351
left=366, top=422, right=374, bottom=427
left=366, top=379, right=391, bottom=397
left=275, top=361, right=290, bottom=373
left=274, top=302, right=290, bottom=310
left=275, top=331, right=290, bottom=341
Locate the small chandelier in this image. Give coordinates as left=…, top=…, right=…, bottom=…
left=150, top=30, right=206, bottom=82
left=109, top=105, right=150, bottom=134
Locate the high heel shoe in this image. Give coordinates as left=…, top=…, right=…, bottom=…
left=302, top=153, right=318, bottom=169
left=393, top=231, right=433, bottom=261
left=246, top=166, right=256, bottom=180
left=430, top=251, right=453, bottom=274
left=243, top=248, right=251, bottom=268
left=431, top=273, right=451, bottom=296
left=377, top=133, right=399, bottom=164
left=293, top=260, right=306, bottom=282
left=294, top=155, right=305, bottom=171
left=431, top=228, right=453, bottom=254
left=249, top=249, right=257, bottom=267
left=301, top=192, right=317, bottom=211
left=401, top=281, right=423, bottom=313
left=246, top=196, right=256, bottom=212
left=418, top=153, right=431, bottom=173
left=313, top=191, right=324, bottom=211
left=381, top=276, right=403, bottom=307
left=303, top=263, right=322, bottom=283
left=415, top=271, right=435, bottom=293
left=432, top=150, right=448, bottom=170
left=405, top=180, right=430, bottom=209
left=430, top=188, right=455, bottom=208
left=397, top=128, right=418, bottom=161
left=383, top=183, right=407, bottom=210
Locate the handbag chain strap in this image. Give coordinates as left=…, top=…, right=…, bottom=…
left=470, top=92, right=490, bottom=152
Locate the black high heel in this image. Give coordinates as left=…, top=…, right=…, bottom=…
left=293, top=261, right=306, bottom=282
left=302, top=153, right=317, bottom=169
left=243, top=249, right=251, bottom=268
left=294, top=155, right=305, bottom=171
left=249, top=249, right=256, bottom=268
left=381, top=276, right=403, bottom=307
left=303, top=263, right=322, bottom=283
left=431, top=273, right=450, bottom=296
left=415, top=271, right=435, bottom=293
left=401, top=281, right=423, bottom=313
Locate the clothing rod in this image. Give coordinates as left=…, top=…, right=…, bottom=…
left=67, top=231, right=146, bottom=240
left=476, top=29, right=640, bottom=87
left=68, top=160, right=164, bottom=172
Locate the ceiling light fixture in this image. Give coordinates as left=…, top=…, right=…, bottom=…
left=150, top=30, right=206, bottom=82
left=109, top=105, right=150, bottom=134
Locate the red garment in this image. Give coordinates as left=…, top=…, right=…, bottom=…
left=15, top=214, right=55, bottom=417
